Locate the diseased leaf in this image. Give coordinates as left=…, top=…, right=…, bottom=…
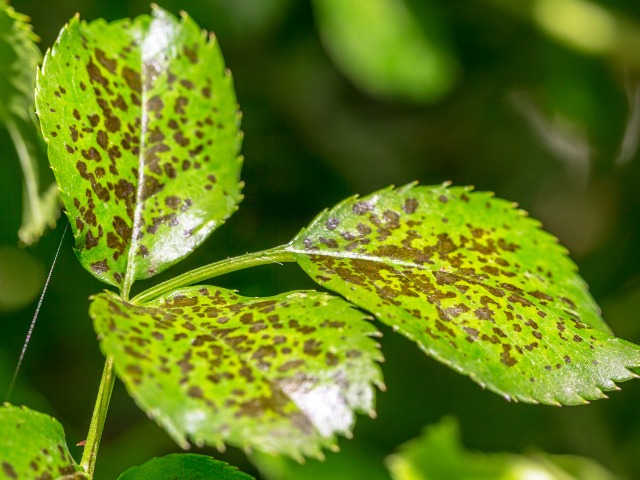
left=0, top=1, right=59, bottom=245
left=0, top=404, right=86, bottom=479
left=117, top=453, right=254, bottom=480
left=36, top=6, right=242, bottom=288
left=386, top=417, right=618, bottom=480
left=288, top=183, right=640, bottom=405
left=312, top=0, right=457, bottom=103
left=91, top=287, right=383, bottom=459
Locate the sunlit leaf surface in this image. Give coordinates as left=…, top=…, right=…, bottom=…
left=117, top=453, right=254, bottom=480
left=36, top=6, right=242, bottom=288
left=91, top=287, right=383, bottom=458
left=313, top=0, right=457, bottom=103
left=0, top=404, right=86, bottom=479
left=386, top=417, right=618, bottom=480
left=289, top=183, right=640, bottom=405
left=0, top=1, right=59, bottom=245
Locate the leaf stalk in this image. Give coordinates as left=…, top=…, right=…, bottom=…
left=131, top=245, right=296, bottom=304
left=80, top=355, right=116, bottom=477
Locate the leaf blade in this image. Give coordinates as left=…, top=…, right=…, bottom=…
left=91, top=287, right=383, bottom=458
left=0, top=1, right=60, bottom=245
left=386, top=417, right=618, bottom=480
left=288, top=183, right=640, bottom=405
left=117, top=454, right=254, bottom=480
left=36, top=7, right=242, bottom=288
left=312, top=0, right=457, bottom=103
left=0, top=404, right=86, bottom=479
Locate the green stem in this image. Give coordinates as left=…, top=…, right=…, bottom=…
left=80, top=355, right=116, bottom=477
left=5, top=119, right=42, bottom=226
left=131, top=245, right=296, bottom=304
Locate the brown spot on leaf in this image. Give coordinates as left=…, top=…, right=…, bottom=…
left=96, top=48, right=117, bottom=73
left=122, top=66, right=142, bottom=93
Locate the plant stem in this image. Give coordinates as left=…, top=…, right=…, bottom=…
left=5, top=119, right=43, bottom=230
left=80, top=355, right=116, bottom=477
left=131, top=244, right=297, bottom=304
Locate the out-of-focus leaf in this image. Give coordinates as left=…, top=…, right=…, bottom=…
left=0, top=245, right=44, bottom=312
left=0, top=404, right=86, bottom=479
left=288, top=183, right=640, bottom=405
left=36, top=6, right=242, bottom=290
left=386, top=417, right=618, bottom=480
left=312, top=0, right=457, bottom=103
left=91, top=287, right=383, bottom=459
left=0, top=1, right=59, bottom=245
left=0, top=1, right=39, bottom=122
left=117, top=453, right=254, bottom=480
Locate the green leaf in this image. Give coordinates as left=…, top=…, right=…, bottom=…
left=0, top=1, right=40, bottom=122
left=0, top=404, right=86, bottom=479
left=0, top=1, right=59, bottom=245
left=35, top=6, right=242, bottom=290
left=91, top=287, right=383, bottom=459
left=287, top=183, right=640, bottom=405
left=117, top=453, right=254, bottom=480
left=386, top=417, right=618, bottom=480
left=312, top=0, right=457, bottom=103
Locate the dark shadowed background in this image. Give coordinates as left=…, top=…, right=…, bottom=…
left=2, top=0, right=640, bottom=478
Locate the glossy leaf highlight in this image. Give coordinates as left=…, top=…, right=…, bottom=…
left=117, top=454, right=254, bottom=480
left=0, top=404, right=86, bottom=479
left=91, top=287, right=383, bottom=458
left=36, top=6, right=242, bottom=289
left=289, top=183, right=640, bottom=405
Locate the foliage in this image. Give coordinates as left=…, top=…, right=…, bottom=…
left=386, top=417, right=618, bottom=480
left=92, top=287, right=382, bottom=458
left=35, top=7, right=242, bottom=291
left=0, top=1, right=59, bottom=245
left=0, top=404, right=86, bottom=479
left=117, top=454, right=254, bottom=480
left=2, top=1, right=640, bottom=479
left=312, top=0, right=457, bottom=102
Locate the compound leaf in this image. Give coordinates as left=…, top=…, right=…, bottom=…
left=0, top=1, right=59, bottom=245
left=117, top=454, right=254, bottom=480
left=36, top=6, right=242, bottom=289
left=288, top=183, right=640, bottom=405
left=0, top=404, right=86, bottom=479
left=91, top=287, right=383, bottom=459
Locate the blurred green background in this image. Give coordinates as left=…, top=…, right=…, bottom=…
left=3, top=0, right=640, bottom=478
